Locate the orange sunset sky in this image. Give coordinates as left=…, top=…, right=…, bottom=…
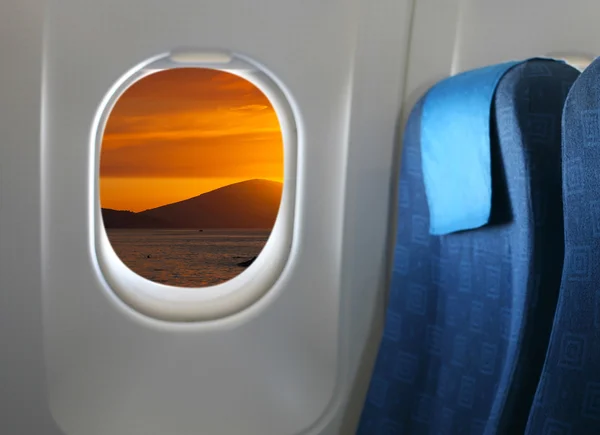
left=100, top=68, right=283, bottom=212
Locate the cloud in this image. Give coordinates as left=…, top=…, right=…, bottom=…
left=100, top=131, right=283, bottom=178
left=229, top=104, right=271, bottom=112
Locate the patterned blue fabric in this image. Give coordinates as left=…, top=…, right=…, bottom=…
left=357, top=60, right=580, bottom=435
left=525, top=57, right=600, bottom=435
left=422, top=61, right=521, bottom=235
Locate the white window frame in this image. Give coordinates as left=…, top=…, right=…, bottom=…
left=90, top=50, right=298, bottom=322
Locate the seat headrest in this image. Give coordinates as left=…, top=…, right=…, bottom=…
left=420, top=58, right=563, bottom=235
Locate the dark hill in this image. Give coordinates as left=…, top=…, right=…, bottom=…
left=102, top=179, right=283, bottom=229
left=139, top=179, right=282, bottom=229
left=101, top=209, right=171, bottom=229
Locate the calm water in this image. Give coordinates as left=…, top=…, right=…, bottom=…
left=107, top=229, right=270, bottom=287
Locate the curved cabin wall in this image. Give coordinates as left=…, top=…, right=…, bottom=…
left=3, top=0, right=599, bottom=434
left=39, top=0, right=411, bottom=434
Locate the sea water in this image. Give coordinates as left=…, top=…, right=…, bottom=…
left=106, top=229, right=270, bottom=287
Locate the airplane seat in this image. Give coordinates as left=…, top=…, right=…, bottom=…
left=357, top=59, right=580, bottom=434
left=525, top=56, right=600, bottom=435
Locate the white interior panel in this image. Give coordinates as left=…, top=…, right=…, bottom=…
left=40, top=0, right=410, bottom=434
left=0, top=1, right=62, bottom=434
left=5, top=0, right=600, bottom=434
left=404, top=0, right=600, bottom=116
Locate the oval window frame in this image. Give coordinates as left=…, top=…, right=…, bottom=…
left=90, top=50, right=298, bottom=322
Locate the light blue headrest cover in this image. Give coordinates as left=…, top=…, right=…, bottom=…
left=421, top=60, right=528, bottom=235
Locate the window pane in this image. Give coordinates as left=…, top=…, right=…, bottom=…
left=100, top=68, right=284, bottom=287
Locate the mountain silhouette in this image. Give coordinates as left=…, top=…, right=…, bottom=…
left=102, top=179, right=283, bottom=229
left=101, top=209, right=171, bottom=228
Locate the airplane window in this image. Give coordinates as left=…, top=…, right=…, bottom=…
left=99, top=68, right=284, bottom=288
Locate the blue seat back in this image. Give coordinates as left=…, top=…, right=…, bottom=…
left=525, top=57, right=600, bottom=435
left=358, top=60, right=580, bottom=435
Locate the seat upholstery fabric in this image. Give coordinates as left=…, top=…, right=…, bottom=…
left=525, top=57, right=600, bottom=435
left=357, top=60, right=580, bottom=435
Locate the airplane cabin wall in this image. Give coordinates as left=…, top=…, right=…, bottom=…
left=1, top=0, right=599, bottom=434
